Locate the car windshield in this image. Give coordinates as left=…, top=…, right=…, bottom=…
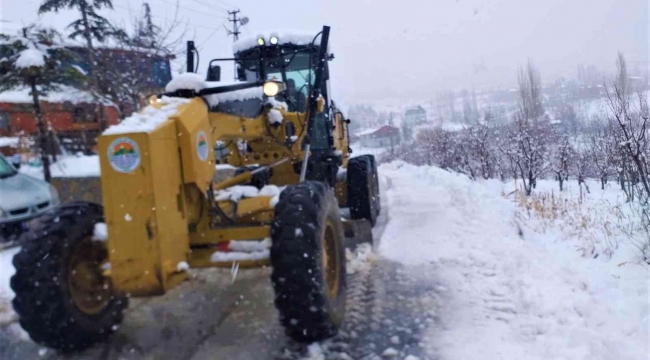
left=0, top=156, right=16, bottom=178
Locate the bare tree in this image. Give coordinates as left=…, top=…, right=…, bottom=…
left=606, top=53, right=650, bottom=203
left=573, top=142, right=591, bottom=197
left=551, top=132, right=572, bottom=191
left=590, top=124, right=617, bottom=189
left=498, top=61, right=551, bottom=195
left=466, top=114, right=496, bottom=179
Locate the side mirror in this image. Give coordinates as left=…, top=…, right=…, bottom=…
left=206, top=65, right=221, bottom=82
left=8, top=156, right=21, bottom=170
left=236, top=66, right=247, bottom=81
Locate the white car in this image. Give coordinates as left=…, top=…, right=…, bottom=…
left=0, top=154, right=60, bottom=241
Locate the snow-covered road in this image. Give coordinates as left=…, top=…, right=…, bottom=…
left=0, top=161, right=647, bottom=360
left=379, top=162, right=649, bottom=360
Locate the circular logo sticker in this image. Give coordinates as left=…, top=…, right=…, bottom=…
left=196, top=131, right=208, bottom=162
left=108, top=137, right=141, bottom=173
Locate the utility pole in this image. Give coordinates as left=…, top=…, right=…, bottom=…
left=225, top=10, right=248, bottom=80
left=226, top=10, right=243, bottom=42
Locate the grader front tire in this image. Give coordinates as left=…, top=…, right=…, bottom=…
left=270, top=181, right=347, bottom=343
left=10, top=202, right=128, bottom=352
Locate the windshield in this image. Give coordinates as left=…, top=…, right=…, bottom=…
left=265, top=53, right=315, bottom=113
left=0, top=156, right=16, bottom=178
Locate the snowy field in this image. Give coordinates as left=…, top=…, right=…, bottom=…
left=378, top=162, right=648, bottom=360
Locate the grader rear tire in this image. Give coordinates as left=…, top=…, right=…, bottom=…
left=270, top=181, right=347, bottom=343
left=10, top=202, right=128, bottom=352
left=348, top=155, right=378, bottom=226
left=366, top=155, right=381, bottom=216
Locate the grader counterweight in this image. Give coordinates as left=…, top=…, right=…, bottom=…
left=10, top=26, right=380, bottom=352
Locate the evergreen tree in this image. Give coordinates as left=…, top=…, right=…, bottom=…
left=0, top=26, right=83, bottom=182
left=39, top=0, right=123, bottom=130
left=132, top=3, right=160, bottom=49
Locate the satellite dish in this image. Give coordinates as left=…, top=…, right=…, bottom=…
left=240, top=17, right=249, bottom=26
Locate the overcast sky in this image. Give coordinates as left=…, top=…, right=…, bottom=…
left=1, top=0, right=648, bottom=106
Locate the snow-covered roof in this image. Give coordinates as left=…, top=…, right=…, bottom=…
left=356, top=125, right=399, bottom=137
left=0, top=85, right=115, bottom=107
left=232, top=30, right=323, bottom=54
left=103, top=96, right=190, bottom=135
left=0, top=137, right=19, bottom=148
left=356, top=127, right=382, bottom=137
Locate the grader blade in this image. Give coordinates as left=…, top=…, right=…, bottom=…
left=342, top=219, right=373, bottom=249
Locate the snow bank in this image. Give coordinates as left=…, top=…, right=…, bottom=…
left=210, top=250, right=269, bottom=262
left=266, top=97, right=288, bottom=111
left=103, top=96, right=190, bottom=135
left=203, top=86, right=263, bottom=107
left=268, top=108, right=283, bottom=125
left=176, top=261, right=189, bottom=272
left=0, top=137, right=19, bottom=148
left=215, top=184, right=283, bottom=202
left=92, top=222, right=108, bottom=242
left=345, top=242, right=374, bottom=275
left=0, top=247, right=19, bottom=325
left=165, top=73, right=206, bottom=93
left=378, top=161, right=649, bottom=360
left=20, top=154, right=100, bottom=179
left=233, top=30, right=322, bottom=54
left=228, top=238, right=271, bottom=252
left=15, top=48, right=45, bottom=68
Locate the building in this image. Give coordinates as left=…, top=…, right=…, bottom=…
left=0, top=45, right=172, bottom=154
left=357, top=125, right=401, bottom=148
left=0, top=87, right=120, bottom=154
left=403, top=106, right=427, bottom=127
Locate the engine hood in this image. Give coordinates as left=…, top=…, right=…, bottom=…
left=0, top=173, right=51, bottom=211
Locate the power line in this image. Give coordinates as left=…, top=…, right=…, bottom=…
left=197, top=19, right=228, bottom=48
left=189, top=0, right=230, bottom=13
left=147, top=0, right=229, bottom=17
left=113, top=3, right=225, bottom=30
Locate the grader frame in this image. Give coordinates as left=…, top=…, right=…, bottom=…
left=10, top=25, right=380, bottom=352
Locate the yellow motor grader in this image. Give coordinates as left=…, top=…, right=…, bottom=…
left=10, top=26, right=380, bottom=352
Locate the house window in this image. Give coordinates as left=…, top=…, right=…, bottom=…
left=73, top=106, right=97, bottom=123
left=0, top=111, right=10, bottom=131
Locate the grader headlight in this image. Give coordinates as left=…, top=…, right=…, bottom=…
left=263, top=81, right=286, bottom=97
left=257, top=37, right=265, bottom=46
left=148, top=95, right=162, bottom=105
left=270, top=36, right=279, bottom=45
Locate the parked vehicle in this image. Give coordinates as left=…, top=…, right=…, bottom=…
left=0, top=154, right=60, bottom=242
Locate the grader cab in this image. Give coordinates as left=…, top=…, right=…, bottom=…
left=10, top=26, right=380, bottom=352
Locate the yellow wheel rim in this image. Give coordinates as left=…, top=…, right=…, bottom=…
left=66, top=238, right=112, bottom=315
left=322, top=219, right=340, bottom=301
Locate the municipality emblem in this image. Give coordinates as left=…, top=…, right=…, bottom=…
left=197, top=131, right=208, bottom=161
left=108, top=137, right=141, bottom=173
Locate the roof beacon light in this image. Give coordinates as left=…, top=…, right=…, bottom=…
left=270, top=36, right=279, bottom=45
left=257, top=37, right=265, bottom=46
